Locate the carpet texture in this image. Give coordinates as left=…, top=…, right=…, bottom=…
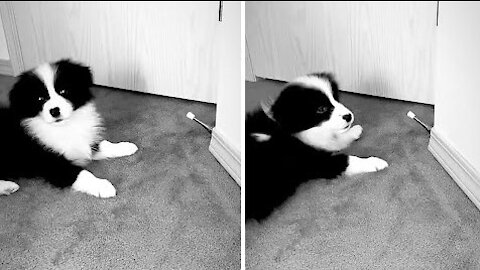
left=246, top=79, right=480, bottom=269
left=0, top=75, right=240, bottom=270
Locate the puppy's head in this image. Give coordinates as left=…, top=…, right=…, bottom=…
left=9, top=59, right=94, bottom=123
left=269, top=73, right=354, bottom=151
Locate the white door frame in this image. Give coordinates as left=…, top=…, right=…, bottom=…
left=0, top=1, right=24, bottom=75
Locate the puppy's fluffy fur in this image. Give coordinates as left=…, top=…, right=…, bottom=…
left=246, top=73, right=388, bottom=221
left=0, top=59, right=138, bottom=198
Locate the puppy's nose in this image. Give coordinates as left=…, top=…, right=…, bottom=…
left=50, top=107, right=60, bottom=118
left=342, top=113, right=352, bottom=122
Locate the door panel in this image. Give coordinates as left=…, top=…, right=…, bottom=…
left=246, top=2, right=436, bottom=104
left=11, top=1, right=220, bottom=103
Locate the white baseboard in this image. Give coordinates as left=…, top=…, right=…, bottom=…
left=209, top=128, right=241, bottom=186
left=0, top=59, right=14, bottom=76
left=428, top=128, right=480, bottom=210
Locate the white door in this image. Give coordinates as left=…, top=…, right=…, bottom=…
left=246, top=2, right=437, bottom=104
left=9, top=1, right=224, bottom=103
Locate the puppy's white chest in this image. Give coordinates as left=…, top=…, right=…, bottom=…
left=48, top=128, right=95, bottom=166
left=22, top=102, right=103, bottom=166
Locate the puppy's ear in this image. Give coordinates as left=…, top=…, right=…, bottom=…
left=307, top=72, right=340, bottom=100
left=9, top=75, right=24, bottom=110
left=9, top=73, right=43, bottom=118
left=320, top=72, right=340, bottom=100
left=270, top=84, right=309, bottom=132
left=55, top=59, right=94, bottom=88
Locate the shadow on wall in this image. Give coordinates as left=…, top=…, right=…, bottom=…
left=357, top=75, right=395, bottom=100
left=100, top=60, right=148, bottom=95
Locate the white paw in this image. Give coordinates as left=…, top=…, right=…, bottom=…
left=365, top=157, right=389, bottom=172
left=251, top=133, right=271, bottom=142
left=98, top=141, right=138, bottom=159
left=113, top=142, right=138, bottom=157
left=345, top=155, right=388, bottom=176
left=350, top=125, right=363, bottom=140
left=91, top=178, right=116, bottom=198
left=93, top=140, right=138, bottom=160
left=72, top=170, right=116, bottom=198
left=0, top=180, right=19, bottom=195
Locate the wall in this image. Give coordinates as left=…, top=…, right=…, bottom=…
left=214, top=1, right=241, bottom=152
left=433, top=2, right=480, bottom=174
left=0, top=16, right=9, bottom=60
left=246, top=2, right=437, bottom=104
left=209, top=1, right=241, bottom=184
left=10, top=2, right=220, bottom=102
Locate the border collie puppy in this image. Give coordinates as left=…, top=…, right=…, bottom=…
left=0, top=59, right=138, bottom=198
left=246, top=73, right=388, bottom=221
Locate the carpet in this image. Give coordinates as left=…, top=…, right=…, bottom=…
left=246, top=79, right=480, bottom=269
left=0, top=75, right=240, bottom=270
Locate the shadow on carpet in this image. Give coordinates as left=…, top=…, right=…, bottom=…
left=246, top=79, right=480, bottom=269
left=0, top=75, right=240, bottom=270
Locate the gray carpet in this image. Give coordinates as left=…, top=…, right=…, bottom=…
left=0, top=75, right=240, bottom=270
left=246, top=79, right=480, bottom=269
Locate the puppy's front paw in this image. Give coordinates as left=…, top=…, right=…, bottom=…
left=345, top=155, right=388, bottom=176
left=0, top=180, right=19, bottom=195
left=93, top=140, right=139, bottom=160
left=365, top=157, right=389, bottom=172
left=72, top=170, right=116, bottom=198
left=112, top=142, right=138, bottom=157
left=93, top=178, right=117, bottom=198
left=350, top=125, right=363, bottom=140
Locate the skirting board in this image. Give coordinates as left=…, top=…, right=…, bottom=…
left=428, top=128, right=480, bottom=210
left=0, top=59, right=13, bottom=76
left=209, top=128, right=241, bottom=186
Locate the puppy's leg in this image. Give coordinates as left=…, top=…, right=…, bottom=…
left=339, top=124, right=363, bottom=142
left=92, top=140, right=138, bottom=160
left=345, top=155, right=388, bottom=176
left=37, top=150, right=116, bottom=198
left=347, top=125, right=363, bottom=140
left=71, top=170, right=116, bottom=198
left=0, top=180, right=19, bottom=195
left=330, top=125, right=363, bottom=151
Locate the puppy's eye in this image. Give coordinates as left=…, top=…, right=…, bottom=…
left=59, top=89, right=67, bottom=95
left=316, top=107, right=328, bottom=114
left=37, top=96, right=45, bottom=102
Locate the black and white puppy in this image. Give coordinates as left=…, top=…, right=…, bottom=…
left=246, top=73, right=388, bottom=221
left=0, top=59, right=138, bottom=198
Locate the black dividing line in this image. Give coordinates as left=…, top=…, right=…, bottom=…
left=219, top=1, right=223, bottom=22
left=436, top=1, right=439, bottom=27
